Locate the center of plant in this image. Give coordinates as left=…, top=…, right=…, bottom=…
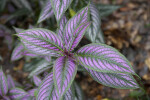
left=63, top=51, right=73, bottom=57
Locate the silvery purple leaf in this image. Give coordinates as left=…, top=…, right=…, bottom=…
left=17, top=28, right=64, bottom=56
left=0, top=69, right=8, bottom=96
left=33, top=76, right=42, bottom=87
left=95, top=28, right=105, bottom=43
left=63, top=85, right=75, bottom=100
left=7, top=75, right=15, bottom=89
left=38, top=0, right=54, bottom=23
left=13, top=27, right=24, bottom=33
left=85, top=3, right=104, bottom=43
left=11, top=44, right=24, bottom=61
left=53, top=57, right=77, bottom=97
left=67, top=22, right=91, bottom=51
left=64, top=6, right=89, bottom=51
left=9, top=88, right=27, bottom=100
left=85, top=67, right=139, bottom=89
left=50, top=87, right=59, bottom=100
left=28, top=60, right=51, bottom=78
left=77, top=43, right=137, bottom=75
left=23, top=51, right=38, bottom=57
left=74, top=82, right=84, bottom=100
left=44, top=56, right=51, bottom=62
left=36, top=73, right=54, bottom=100
left=21, top=95, right=35, bottom=100
left=50, top=0, right=73, bottom=21
left=57, top=16, right=68, bottom=40
left=27, top=88, right=38, bottom=97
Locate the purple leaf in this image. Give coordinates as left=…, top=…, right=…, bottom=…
left=33, top=76, right=42, bottom=87
left=57, top=15, right=68, bottom=40
left=36, top=73, right=54, bottom=100
left=53, top=57, right=77, bottom=97
left=27, top=88, right=38, bottom=97
left=50, top=0, right=73, bottom=21
left=17, top=28, right=64, bottom=56
left=11, top=44, right=24, bottom=61
left=85, top=67, right=139, bottom=89
left=64, top=6, right=89, bottom=51
left=77, top=43, right=137, bottom=75
left=7, top=75, right=15, bottom=89
left=44, top=56, right=51, bottom=62
left=67, top=22, right=91, bottom=51
left=9, top=88, right=27, bottom=100
left=74, top=82, right=84, bottom=100
left=38, top=0, right=54, bottom=23
left=21, top=95, right=35, bottom=100
left=23, top=51, right=38, bottom=57
left=63, top=86, right=74, bottom=100
left=0, top=69, right=8, bottom=96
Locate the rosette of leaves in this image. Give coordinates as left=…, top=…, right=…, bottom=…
left=15, top=1, right=140, bottom=99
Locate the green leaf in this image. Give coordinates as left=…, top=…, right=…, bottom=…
left=5, top=8, right=30, bottom=23
left=95, top=28, right=105, bottom=43
left=0, top=0, right=7, bottom=13
left=28, top=60, right=52, bottom=78
left=129, top=90, right=145, bottom=97
left=0, top=55, right=2, bottom=61
left=96, top=4, right=121, bottom=17
left=23, top=58, right=43, bottom=72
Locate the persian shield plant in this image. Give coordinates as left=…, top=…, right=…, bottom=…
left=14, top=0, right=139, bottom=99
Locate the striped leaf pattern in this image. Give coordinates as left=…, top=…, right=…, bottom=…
left=68, top=22, right=91, bottom=51
left=7, top=75, right=15, bottom=89
left=50, top=0, right=73, bottom=21
left=63, top=86, right=74, bottom=100
left=50, top=88, right=59, bottom=100
left=36, top=73, right=55, bottom=100
left=74, top=82, right=84, bottom=100
left=38, top=0, right=54, bottom=23
left=27, top=88, right=38, bottom=97
left=17, top=28, right=64, bottom=56
left=95, top=28, right=105, bottom=43
left=53, top=57, right=77, bottom=97
left=23, top=51, right=38, bottom=57
left=21, top=95, right=35, bottom=100
left=64, top=6, right=89, bottom=51
left=11, top=44, right=24, bottom=61
left=28, top=60, right=51, bottom=78
left=85, top=67, right=139, bottom=89
left=44, top=56, right=51, bottom=62
left=57, top=16, right=68, bottom=41
left=85, top=3, right=103, bottom=43
left=77, top=43, right=136, bottom=75
left=9, top=88, right=27, bottom=100
left=23, top=51, right=52, bottom=62
left=0, top=70, right=8, bottom=96
left=33, top=76, right=42, bottom=87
